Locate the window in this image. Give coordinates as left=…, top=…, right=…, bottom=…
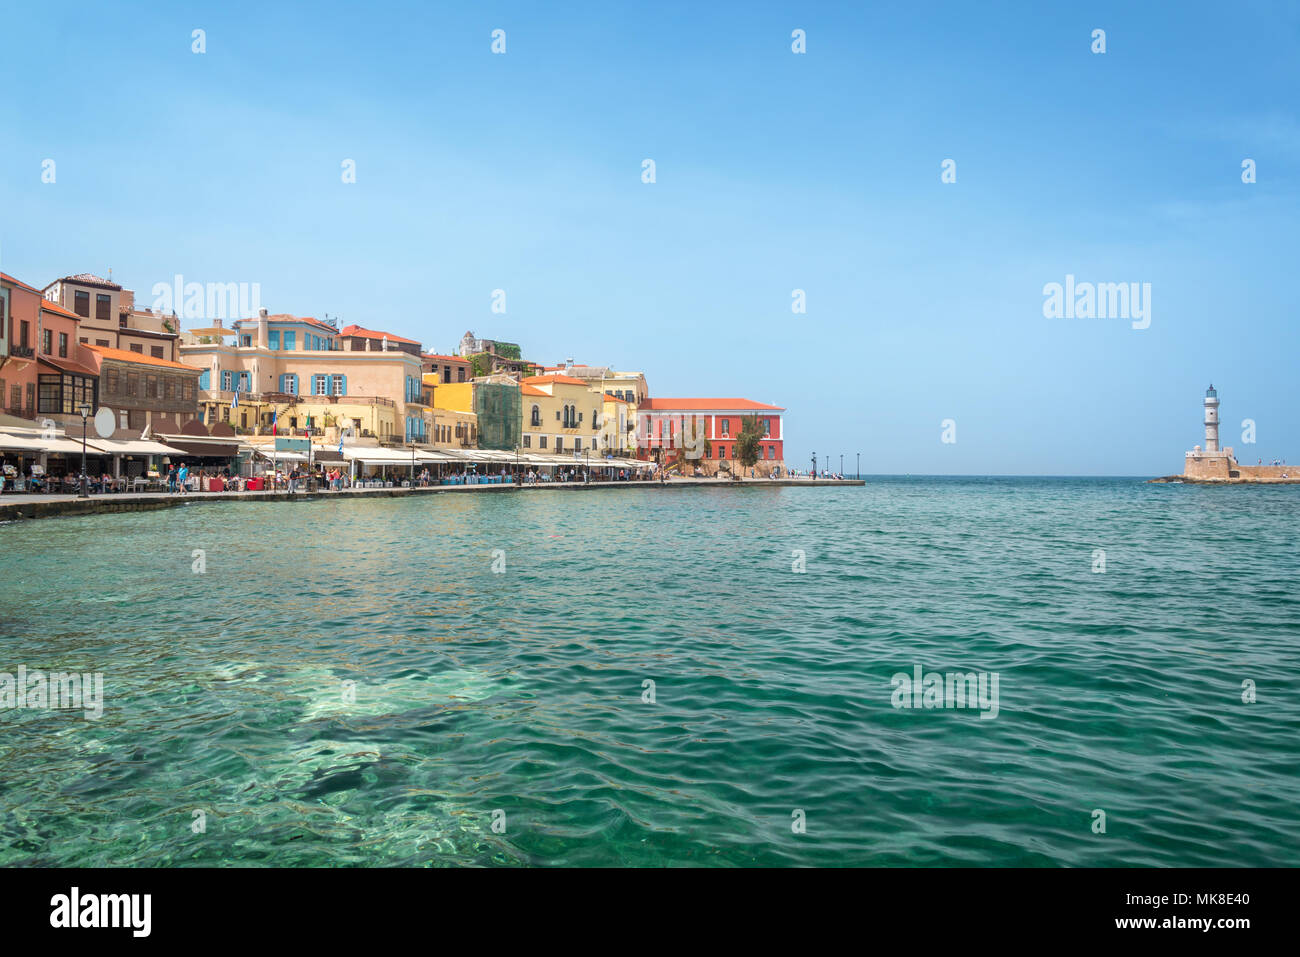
left=283, top=331, right=296, bottom=350
left=268, top=330, right=280, bottom=350
left=523, top=434, right=531, bottom=448
left=720, top=418, right=730, bottom=438
left=151, top=346, right=164, bottom=359
left=539, top=436, right=547, bottom=449
left=221, top=370, right=233, bottom=391
left=96, top=339, right=110, bottom=347
left=145, top=375, right=158, bottom=399
left=42, top=329, right=53, bottom=354
left=96, top=294, right=110, bottom=321
left=555, top=437, right=564, bottom=452
left=332, top=374, right=346, bottom=396
left=574, top=438, right=582, bottom=452
left=442, top=365, right=451, bottom=383
left=129, top=343, right=143, bottom=353
left=719, top=445, right=727, bottom=459
left=457, top=368, right=465, bottom=382
left=314, top=374, right=327, bottom=395
left=18, top=320, right=29, bottom=348
left=183, top=379, right=195, bottom=401
left=125, top=373, right=138, bottom=397
left=25, top=383, right=34, bottom=412
left=763, top=419, right=771, bottom=437
left=530, top=404, right=540, bottom=426
left=106, top=368, right=119, bottom=394
left=74, top=291, right=90, bottom=317
left=58, top=333, right=68, bottom=357
left=80, top=337, right=88, bottom=344
left=237, top=371, right=251, bottom=392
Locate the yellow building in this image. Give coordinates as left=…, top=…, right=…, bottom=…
left=520, top=374, right=605, bottom=458
left=423, top=374, right=479, bottom=449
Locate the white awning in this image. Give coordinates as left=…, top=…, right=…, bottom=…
left=0, top=431, right=108, bottom=454
left=91, top=438, right=187, bottom=456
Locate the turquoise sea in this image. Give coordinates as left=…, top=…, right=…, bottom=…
left=1, top=478, right=1298, bottom=867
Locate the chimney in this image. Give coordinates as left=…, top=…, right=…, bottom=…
left=257, top=308, right=269, bottom=349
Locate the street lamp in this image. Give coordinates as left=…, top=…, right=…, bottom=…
left=77, top=403, right=92, bottom=498
left=857, top=451, right=860, bottom=480
left=810, top=452, right=817, bottom=481
left=840, top=453, right=843, bottom=477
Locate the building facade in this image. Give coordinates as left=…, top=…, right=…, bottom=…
left=180, top=310, right=430, bottom=443
left=636, top=397, right=785, bottom=473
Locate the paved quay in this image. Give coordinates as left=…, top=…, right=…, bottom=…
left=0, top=477, right=863, bottom=521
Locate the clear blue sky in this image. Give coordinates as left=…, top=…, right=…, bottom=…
left=2, top=1, right=1296, bottom=474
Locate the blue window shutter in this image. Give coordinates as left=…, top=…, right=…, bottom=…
left=340, top=374, right=347, bottom=396
left=199, top=370, right=210, bottom=390
left=278, top=374, right=285, bottom=392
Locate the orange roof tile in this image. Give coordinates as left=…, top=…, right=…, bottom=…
left=423, top=353, right=468, bottom=363
left=341, top=324, right=421, bottom=346
left=84, top=344, right=200, bottom=371
left=640, top=398, right=784, bottom=411
left=601, top=394, right=631, bottom=404
left=39, top=355, right=100, bottom=377
left=40, top=300, right=81, bottom=320
left=521, top=384, right=550, bottom=397
left=0, top=272, right=43, bottom=295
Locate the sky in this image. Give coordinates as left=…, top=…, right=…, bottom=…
left=2, top=1, right=1297, bottom=474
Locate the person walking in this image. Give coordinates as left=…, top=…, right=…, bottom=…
left=177, top=462, right=189, bottom=495
left=167, top=463, right=177, bottom=494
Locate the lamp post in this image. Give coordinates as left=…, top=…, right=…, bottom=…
left=77, top=403, right=92, bottom=498
left=840, top=453, right=844, bottom=477
left=857, top=451, right=860, bottom=480
left=810, top=452, right=817, bottom=481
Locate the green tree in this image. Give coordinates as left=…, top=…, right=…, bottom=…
left=733, top=415, right=766, bottom=470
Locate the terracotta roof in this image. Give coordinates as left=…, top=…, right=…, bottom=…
left=0, top=272, right=43, bottom=295
left=423, top=353, right=467, bottom=363
left=84, top=344, right=200, bottom=372
left=341, top=324, right=420, bottom=346
left=521, top=384, right=549, bottom=397
left=49, top=273, right=121, bottom=291
left=40, top=300, right=81, bottom=320
left=522, top=374, right=587, bottom=387
left=39, top=355, right=100, bottom=377
left=639, top=398, right=785, bottom=412
left=601, top=394, right=631, bottom=404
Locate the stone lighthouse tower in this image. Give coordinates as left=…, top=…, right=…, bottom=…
left=1204, top=384, right=1220, bottom=453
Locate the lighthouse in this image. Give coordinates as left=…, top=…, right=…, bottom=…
left=1204, top=384, right=1220, bottom=453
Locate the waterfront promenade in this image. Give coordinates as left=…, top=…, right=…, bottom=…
left=0, top=476, right=863, bottom=522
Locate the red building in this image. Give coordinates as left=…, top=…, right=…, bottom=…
left=637, top=397, right=785, bottom=472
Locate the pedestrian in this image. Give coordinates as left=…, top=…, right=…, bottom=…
left=177, top=462, right=189, bottom=495
left=167, top=463, right=177, bottom=494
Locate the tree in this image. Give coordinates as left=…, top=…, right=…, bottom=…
left=733, top=415, right=766, bottom=470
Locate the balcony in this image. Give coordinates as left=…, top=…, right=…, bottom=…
left=9, top=344, right=34, bottom=359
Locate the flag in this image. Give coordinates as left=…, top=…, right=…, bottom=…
left=271, top=408, right=277, bottom=437
left=231, top=386, right=239, bottom=409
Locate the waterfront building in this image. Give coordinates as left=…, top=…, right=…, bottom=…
left=520, top=373, right=607, bottom=458
left=180, top=310, right=430, bottom=444
left=636, top=397, right=785, bottom=473
left=42, top=273, right=181, bottom=360
left=83, top=345, right=200, bottom=435
left=0, top=273, right=46, bottom=423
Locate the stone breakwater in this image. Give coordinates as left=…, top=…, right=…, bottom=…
left=0, top=478, right=864, bottom=522
left=1149, top=475, right=1300, bottom=485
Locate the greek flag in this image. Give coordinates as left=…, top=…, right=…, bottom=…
left=231, top=385, right=239, bottom=409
